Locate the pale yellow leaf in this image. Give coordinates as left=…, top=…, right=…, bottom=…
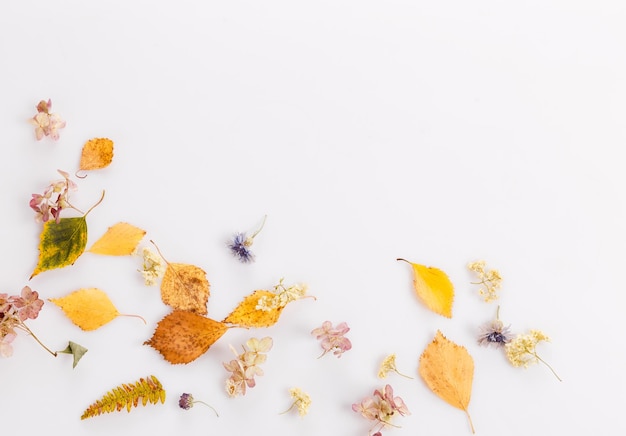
left=88, top=222, right=146, bottom=255
left=49, top=288, right=120, bottom=331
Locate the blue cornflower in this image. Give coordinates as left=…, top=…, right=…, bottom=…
left=227, top=215, right=267, bottom=263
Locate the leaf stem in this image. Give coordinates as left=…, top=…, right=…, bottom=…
left=465, top=409, right=476, bottom=434
left=119, top=313, right=147, bottom=324
left=84, top=190, right=105, bottom=217
left=194, top=400, right=219, bottom=417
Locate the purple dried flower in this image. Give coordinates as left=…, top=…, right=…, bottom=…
left=227, top=215, right=267, bottom=263
left=477, top=319, right=512, bottom=348
left=179, top=393, right=194, bottom=410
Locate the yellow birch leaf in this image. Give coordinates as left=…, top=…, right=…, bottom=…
left=144, top=310, right=228, bottom=364
left=160, top=263, right=210, bottom=315
left=49, top=288, right=120, bottom=331
left=222, top=290, right=284, bottom=328
left=80, top=137, right=114, bottom=170
left=397, top=258, right=454, bottom=318
left=31, top=217, right=88, bottom=278
left=418, top=330, right=475, bottom=433
left=88, top=222, right=146, bottom=255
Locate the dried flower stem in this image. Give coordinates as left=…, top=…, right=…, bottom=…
left=17, top=323, right=57, bottom=357
left=194, top=400, right=219, bottom=416
left=535, top=354, right=562, bottom=382
left=84, top=190, right=105, bottom=217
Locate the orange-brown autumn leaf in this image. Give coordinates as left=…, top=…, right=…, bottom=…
left=80, top=137, right=114, bottom=170
left=88, top=222, right=146, bottom=255
left=419, top=330, right=475, bottom=433
left=397, top=258, right=454, bottom=318
left=160, top=263, right=210, bottom=315
left=144, top=310, right=228, bottom=364
left=49, top=288, right=121, bottom=331
left=222, top=290, right=284, bottom=328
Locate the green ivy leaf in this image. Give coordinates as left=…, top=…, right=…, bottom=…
left=31, top=217, right=88, bottom=278
left=58, top=341, right=89, bottom=368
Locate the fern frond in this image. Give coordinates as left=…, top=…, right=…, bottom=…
left=81, top=375, right=166, bottom=420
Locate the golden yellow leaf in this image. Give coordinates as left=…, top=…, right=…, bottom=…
left=80, top=137, right=114, bottom=170
left=419, top=330, right=475, bottom=433
left=160, top=263, right=210, bottom=315
left=88, top=222, right=146, bottom=255
left=144, top=310, right=228, bottom=364
left=397, top=258, right=454, bottom=318
left=222, top=290, right=284, bottom=327
left=49, top=288, right=120, bottom=331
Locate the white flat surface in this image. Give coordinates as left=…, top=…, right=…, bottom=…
left=1, top=1, right=625, bottom=434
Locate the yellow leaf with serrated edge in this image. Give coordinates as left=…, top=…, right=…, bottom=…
left=419, top=330, right=475, bottom=433
left=160, top=263, right=210, bottom=315
left=144, top=310, right=228, bottom=364
left=397, top=258, right=454, bottom=318
left=222, top=290, right=284, bottom=327
left=88, top=222, right=146, bottom=255
left=80, top=137, right=114, bottom=170
left=49, top=288, right=120, bottom=331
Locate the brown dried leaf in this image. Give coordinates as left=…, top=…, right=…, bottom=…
left=160, top=263, right=209, bottom=315
left=80, top=138, right=114, bottom=170
left=418, top=330, right=475, bottom=433
left=144, top=310, right=228, bottom=364
left=88, top=222, right=146, bottom=255
left=222, top=290, right=284, bottom=328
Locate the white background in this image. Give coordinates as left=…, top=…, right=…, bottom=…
left=1, top=1, right=625, bottom=434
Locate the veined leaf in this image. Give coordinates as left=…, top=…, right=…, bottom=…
left=397, top=258, right=454, bottom=318
left=419, top=330, right=475, bottom=433
left=88, top=222, right=146, bottom=255
left=222, top=290, right=284, bottom=328
left=144, top=310, right=228, bottom=364
left=31, top=217, right=87, bottom=278
left=80, top=137, right=114, bottom=171
left=49, top=288, right=121, bottom=331
left=58, top=341, right=88, bottom=368
left=160, top=263, right=210, bottom=315
left=81, top=375, right=165, bottom=419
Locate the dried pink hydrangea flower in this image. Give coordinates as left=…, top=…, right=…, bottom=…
left=0, top=287, right=46, bottom=358
left=223, top=336, right=273, bottom=397
left=29, top=169, right=79, bottom=223
left=352, top=384, right=410, bottom=433
left=29, top=99, right=66, bottom=140
left=311, top=320, right=352, bottom=358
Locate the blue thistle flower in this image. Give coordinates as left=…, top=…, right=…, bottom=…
left=228, top=232, right=254, bottom=263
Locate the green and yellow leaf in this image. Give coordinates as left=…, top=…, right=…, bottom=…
left=81, top=375, right=165, bottom=419
left=144, top=310, right=228, bottom=364
left=88, top=222, right=146, bottom=255
left=222, top=290, right=284, bottom=328
left=31, top=217, right=87, bottom=278
left=397, top=258, right=454, bottom=318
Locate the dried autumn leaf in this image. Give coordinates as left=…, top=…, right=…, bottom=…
left=57, top=341, right=89, bottom=368
left=49, top=288, right=121, bottom=331
left=160, top=263, right=210, bottom=315
left=88, top=222, right=146, bottom=255
left=31, top=217, right=88, bottom=278
left=419, top=330, right=475, bottom=433
left=81, top=375, right=165, bottom=419
left=397, top=258, right=454, bottom=318
left=80, top=137, right=114, bottom=170
left=222, top=290, right=284, bottom=328
left=144, top=310, right=228, bottom=364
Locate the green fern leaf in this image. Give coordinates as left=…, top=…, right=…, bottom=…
left=81, top=375, right=166, bottom=419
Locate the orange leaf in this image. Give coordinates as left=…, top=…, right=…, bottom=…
left=88, top=222, right=146, bottom=255
left=397, top=258, right=454, bottom=318
left=160, top=263, right=210, bottom=315
left=49, top=288, right=120, bottom=331
left=222, top=290, right=284, bottom=327
left=80, top=138, right=114, bottom=170
left=144, top=310, right=228, bottom=364
left=418, top=330, right=475, bottom=433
